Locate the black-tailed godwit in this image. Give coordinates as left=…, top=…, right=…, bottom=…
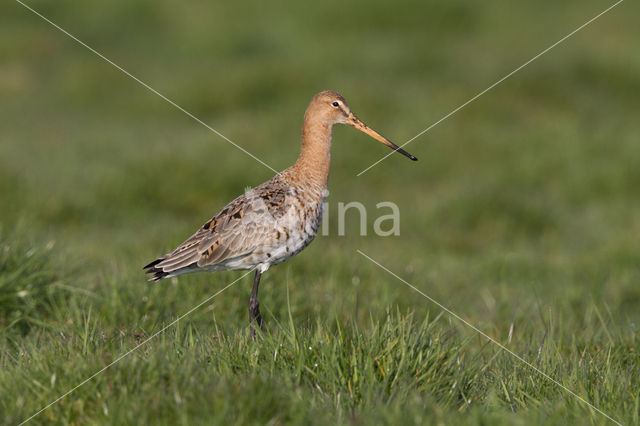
left=144, top=90, right=417, bottom=336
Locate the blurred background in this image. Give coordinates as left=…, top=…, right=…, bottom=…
left=1, top=0, right=639, bottom=423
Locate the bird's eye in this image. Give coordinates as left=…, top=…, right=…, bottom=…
left=331, top=101, right=340, bottom=107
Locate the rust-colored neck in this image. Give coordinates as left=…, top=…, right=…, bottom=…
left=291, top=114, right=332, bottom=188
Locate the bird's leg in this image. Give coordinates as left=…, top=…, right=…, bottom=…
left=249, top=269, right=265, bottom=339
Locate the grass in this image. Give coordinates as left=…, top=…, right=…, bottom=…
left=1, top=0, right=640, bottom=424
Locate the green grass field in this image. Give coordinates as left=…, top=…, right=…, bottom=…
left=1, top=0, right=639, bottom=424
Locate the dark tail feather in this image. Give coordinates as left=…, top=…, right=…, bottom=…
left=143, top=258, right=169, bottom=281
left=143, top=258, right=163, bottom=270
left=147, top=268, right=170, bottom=282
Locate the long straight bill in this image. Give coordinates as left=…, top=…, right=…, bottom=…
left=347, top=115, right=418, bottom=161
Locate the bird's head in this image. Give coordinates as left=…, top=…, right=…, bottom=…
left=306, top=90, right=417, bottom=161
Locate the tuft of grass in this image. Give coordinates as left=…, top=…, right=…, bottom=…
left=2, top=303, right=637, bottom=425
left=0, top=228, right=72, bottom=335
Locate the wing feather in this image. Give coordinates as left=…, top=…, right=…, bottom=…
left=144, top=180, right=293, bottom=280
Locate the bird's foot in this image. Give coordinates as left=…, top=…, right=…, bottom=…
left=249, top=301, right=265, bottom=339
left=249, top=317, right=265, bottom=339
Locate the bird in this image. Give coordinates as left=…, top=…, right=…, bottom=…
left=143, top=90, right=417, bottom=337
